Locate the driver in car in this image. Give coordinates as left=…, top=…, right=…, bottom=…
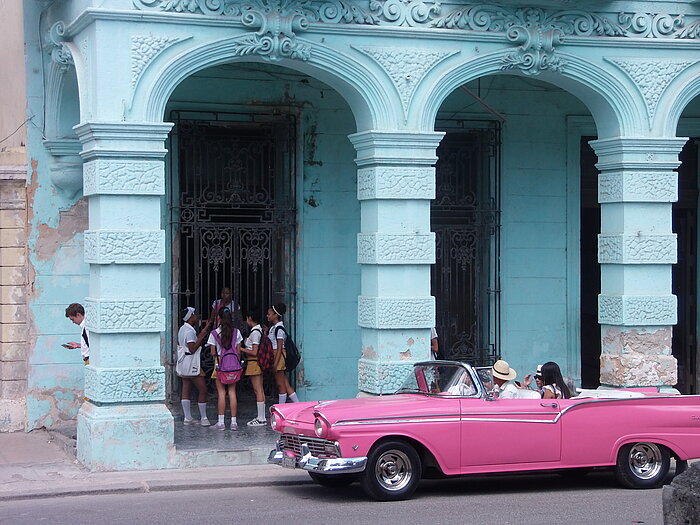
left=491, top=360, right=520, bottom=398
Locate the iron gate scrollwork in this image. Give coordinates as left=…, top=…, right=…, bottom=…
left=432, top=123, right=500, bottom=366
left=168, top=111, right=297, bottom=400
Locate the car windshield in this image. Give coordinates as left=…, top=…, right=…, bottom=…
left=396, top=363, right=479, bottom=397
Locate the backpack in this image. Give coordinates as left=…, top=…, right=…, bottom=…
left=275, top=325, right=301, bottom=371
left=252, top=327, right=275, bottom=372
left=211, top=329, right=243, bottom=384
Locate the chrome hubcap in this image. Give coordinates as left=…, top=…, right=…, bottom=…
left=375, top=450, right=412, bottom=491
left=628, top=443, right=662, bottom=480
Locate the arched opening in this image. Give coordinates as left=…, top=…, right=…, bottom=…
left=163, top=62, right=362, bottom=445
left=674, top=94, right=700, bottom=393
left=432, top=73, right=598, bottom=388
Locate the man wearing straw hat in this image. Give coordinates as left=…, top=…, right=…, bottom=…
left=491, top=359, right=520, bottom=399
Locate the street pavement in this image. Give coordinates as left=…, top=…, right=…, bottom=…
left=0, top=429, right=309, bottom=502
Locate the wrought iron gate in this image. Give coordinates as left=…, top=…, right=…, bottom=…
left=431, top=123, right=500, bottom=366
left=167, top=111, right=297, bottom=398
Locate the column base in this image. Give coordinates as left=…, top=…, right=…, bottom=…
left=77, top=402, right=174, bottom=471
left=600, top=325, right=677, bottom=387
left=358, top=358, right=415, bottom=395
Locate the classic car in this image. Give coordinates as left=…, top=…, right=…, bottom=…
left=268, top=361, right=700, bottom=500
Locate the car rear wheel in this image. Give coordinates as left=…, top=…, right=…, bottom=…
left=615, top=442, right=670, bottom=489
left=308, top=472, right=357, bottom=488
left=360, top=440, right=421, bottom=501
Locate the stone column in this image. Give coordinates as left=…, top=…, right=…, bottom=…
left=74, top=122, right=173, bottom=470
left=0, top=150, right=28, bottom=431
left=592, top=137, right=687, bottom=388
left=350, top=131, right=443, bottom=394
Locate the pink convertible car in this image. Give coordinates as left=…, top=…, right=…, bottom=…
left=268, top=361, right=700, bottom=500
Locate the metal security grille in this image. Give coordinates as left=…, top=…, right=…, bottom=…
left=167, top=111, right=297, bottom=397
left=432, top=123, right=501, bottom=366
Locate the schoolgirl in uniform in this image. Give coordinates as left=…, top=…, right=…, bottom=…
left=266, top=303, right=299, bottom=404
left=177, top=307, right=212, bottom=425
left=206, top=308, right=243, bottom=430
left=240, top=307, right=267, bottom=426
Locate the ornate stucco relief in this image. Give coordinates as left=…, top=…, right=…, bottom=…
left=607, top=58, right=695, bottom=121
left=84, top=230, right=165, bottom=264
left=355, top=47, right=457, bottom=115
left=48, top=22, right=74, bottom=72
left=131, top=35, right=183, bottom=87
left=357, top=233, right=435, bottom=264
left=358, top=296, right=435, bottom=328
left=85, top=299, right=166, bottom=332
left=598, top=171, right=677, bottom=203
left=84, top=366, right=166, bottom=403
left=598, top=294, right=677, bottom=326
left=357, top=166, right=434, bottom=200
left=83, top=159, right=165, bottom=195
left=358, top=358, right=414, bottom=394
left=598, top=234, right=676, bottom=264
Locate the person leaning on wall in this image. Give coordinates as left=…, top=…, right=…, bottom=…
left=64, top=303, right=89, bottom=365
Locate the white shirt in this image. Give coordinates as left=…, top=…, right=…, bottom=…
left=269, top=322, right=286, bottom=350
left=245, top=324, right=262, bottom=350
left=206, top=327, right=243, bottom=356
left=496, top=380, right=520, bottom=399
left=178, top=322, right=197, bottom=350
left=79, top=319, right=90, bottom=359
left=543, top=384, right=563, bottom=399
left=430, top=327, right=438, bottom=359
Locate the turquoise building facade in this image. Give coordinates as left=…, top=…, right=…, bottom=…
left=12, top=0, right=700, bottom=469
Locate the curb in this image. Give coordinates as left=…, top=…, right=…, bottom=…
left=0, top=475, right=313, bottom=502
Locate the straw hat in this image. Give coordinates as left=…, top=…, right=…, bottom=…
left=492, top=359, right=517, bottom=381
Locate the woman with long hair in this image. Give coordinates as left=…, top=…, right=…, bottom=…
left=206, top=308, right=243, bottom=430
left=540, top=361, right=572, bottom=399
left=177, top=307, right=212, bottom=425
left=266, top=302, right=299, bottom=404
left=240, top=306, right=267, bottom=426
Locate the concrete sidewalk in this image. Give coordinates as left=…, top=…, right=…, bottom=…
left=0, top=430, right=310, bottom=501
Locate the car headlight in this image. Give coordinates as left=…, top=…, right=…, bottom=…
left=270, top=413, right=277, bottom=430
left=314, top=418, right=324, bottom=437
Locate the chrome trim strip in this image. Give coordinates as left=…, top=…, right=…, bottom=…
left=461, top=417, right=557, bottom=424
left=335, top=415, right=462, bottom=427
left=335, top=412, right=461, bottom=425
left=268, top=444, right=367, bottom=474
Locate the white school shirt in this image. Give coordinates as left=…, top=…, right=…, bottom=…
left=206, top=327, right=243, bottom=356
left=178, top=323, right=197, bottom=349
left=543, top=384, right=563, bottom=399
left=245, top=324, right=262, bottom=349
left=79, top=319, right=90, bottom=359
left=269, top=321, right=286, bottom=350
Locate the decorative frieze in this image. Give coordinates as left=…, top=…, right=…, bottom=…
left=131, top=35, right=182, bottom=87
left=358, top=358, right=414, bottom=395
left=357, top=233, right=435, bottom=264
left=608, top=59, right=695, bottom=120
left=598, top=294, right=677, bottom=326
left=84, top=298, right=165, bottom=333
left=598, top=234, right=676, bottom=264
left=357, top=166, right=434, bottom=200
left=356, top=47, right=457, bottom=114
left=84, top=366, right=166, bottom=403
left=358, top=296, right=434, bottom=329
left=83, top=159, right=165, bottom=195
left=84, top=230, right=165, bottom=264
left=598, top=171, right=677, bottom=203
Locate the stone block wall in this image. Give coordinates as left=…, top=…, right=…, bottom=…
left=0, top=148, right=28, bottom=431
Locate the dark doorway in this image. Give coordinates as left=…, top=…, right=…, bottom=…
left=580, top=137, right=699, bottom=392
left=431, top=122, right=501, bottom=366
left=580, top=137, right=601, bottom=388
left=167, top=111, right=297, bottom=400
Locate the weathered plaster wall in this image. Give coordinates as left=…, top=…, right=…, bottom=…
left=436, top=75, right=592, bottom=382
left=23, top=1, right=88, bottom=430
left=167, top=63, right=360, bottom=401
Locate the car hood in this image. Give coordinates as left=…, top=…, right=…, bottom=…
left=274, top=394, right=461, bottom=426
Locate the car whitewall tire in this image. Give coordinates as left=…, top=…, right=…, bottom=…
left=360, top=440, right=422, bottom=501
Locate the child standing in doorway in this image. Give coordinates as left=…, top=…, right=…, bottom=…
left=266, top=303, right=299, bottom=404
left=240, top=307, right=268, bottom=426
left=206, top=308, right=243, bottom=430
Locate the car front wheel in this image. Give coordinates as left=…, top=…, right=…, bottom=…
left=615, top=442, right=670, bottom=489
left=360, top=440, right=421, bottom=501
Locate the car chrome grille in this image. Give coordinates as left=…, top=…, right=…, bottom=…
left=279, top=434, right=338, bottom=458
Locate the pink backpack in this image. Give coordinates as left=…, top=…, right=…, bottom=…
left=212, top=329, right=243, bottom=385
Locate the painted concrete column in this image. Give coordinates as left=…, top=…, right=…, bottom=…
left=592, top=137, right=687, bottom=388
left=350, top=131, right=443, bottom=394
left=74, top=121, right=173, bottom=471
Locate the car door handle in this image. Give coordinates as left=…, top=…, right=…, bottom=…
left=540, top=402, right=558, bottom=408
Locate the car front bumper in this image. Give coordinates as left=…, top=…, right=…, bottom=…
left=268, top=442, right=367, bottom=474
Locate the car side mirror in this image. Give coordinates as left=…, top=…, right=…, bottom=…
left=485, top=391, right=499, bottom=402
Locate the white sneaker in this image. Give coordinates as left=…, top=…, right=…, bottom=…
left=211, top=422, right=225, bottom=430
left=183, top=418, right=194, bottom=425
left=199, top=419, right=212, bottom=427
left=230, top=422, right=238, bottom=431
left=247, top=418, right=267, bottom=427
